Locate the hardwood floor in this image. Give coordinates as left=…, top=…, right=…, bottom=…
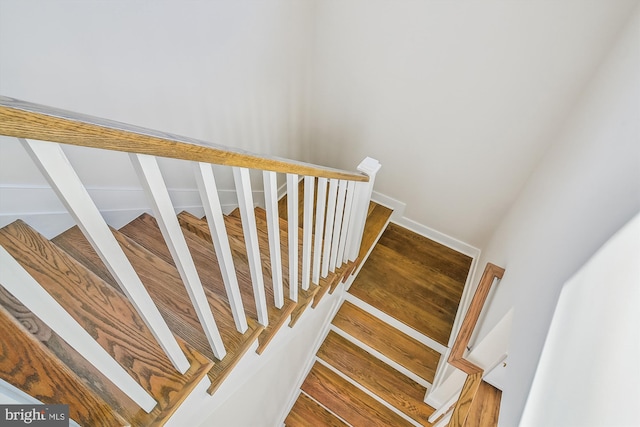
left=349, top=223, right=472, bottom=346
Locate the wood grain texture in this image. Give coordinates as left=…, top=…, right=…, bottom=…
left=0, top=97, right=367, bottom=181
left=114, top=214, right=264, bottom=395
left=464, top=381, right=502, bottom=427
left=448, top=263, right=505, bottom=374
left=176, top=211, right=295, bottom=356
left=349, top=223, right=472, bottom=346
left=332, top=301, right=439, bottom=383
left=447, top=371, right=483, bottom=427
left=0, top=220, right=213, bottom=418
left=285, top=392, right=348, bottom=427
left=302, top=362, right=414, bottom=427
left=0, top=304, right=128, bottom=426
left=318, top=331, right=436, bottom=426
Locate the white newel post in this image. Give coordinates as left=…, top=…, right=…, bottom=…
left=20, top=139, right=190, bottom=374
left=347, top=157, right=381, bottom=262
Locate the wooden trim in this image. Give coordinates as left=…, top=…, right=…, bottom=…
left=0, top=97, right=368, bottom=181
left=447, top=371, right=483, bottom=427
left=448, top=263, right=504, bottom=374
left=444, top=263, right=504, bottom=427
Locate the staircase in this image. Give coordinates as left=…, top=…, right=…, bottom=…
left=286, top=223, right=492, bottom=427
left=0, top=96, right=504, bottom=426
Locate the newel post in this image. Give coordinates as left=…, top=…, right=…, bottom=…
left=346, top=157, right=381, bottom=262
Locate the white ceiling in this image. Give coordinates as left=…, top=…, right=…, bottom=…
left=307, top=0, right=640, bottom=247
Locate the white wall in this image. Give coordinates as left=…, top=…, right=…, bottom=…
left=520, top=212, right=640, bottom=427
left=307, top=0, right=638, bottom=248
left=469, top=6, right=640, bottom=426
left=0, top=0, right=314, bottom=234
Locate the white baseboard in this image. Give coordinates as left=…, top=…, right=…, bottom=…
left=0, top=184, right=263, bottom=238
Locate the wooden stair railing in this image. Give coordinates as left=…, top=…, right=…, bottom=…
left=441, top=263, right=505, bottom=427
left=0, top=95, right=381, bottom=424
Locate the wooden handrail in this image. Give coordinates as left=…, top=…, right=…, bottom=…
left=448, top=262, right=504, bottom=374
left=0, top=96, right=368, bottom=182
left=445, top=262, right=504, bottom=427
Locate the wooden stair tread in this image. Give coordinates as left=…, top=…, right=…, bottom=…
left=464, top=381, right=501, bottom=427
left=332, top=301, right=439, bottom=383
left=0, top=220, right=213, bottom=425
left=302, top=362, right=414, bottom=427
left=177, top=211, right=295, bottom=357
left=318, top=331, right=435, bottom=425
left=285, top=392, right=348, bottom=427
left=0, top=304, right=128, bottom=427
left=0, top=286, right=147, bottom=425
left=114, top=213, right=263, bottom=395
left=355, top=202, right=393, bottom=264
left=250, top=207, right=340, bottom=322
left=349, top=223, right=471, bottom=346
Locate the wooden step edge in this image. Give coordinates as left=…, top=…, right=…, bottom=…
left=0, top=303, right=129, bottom=427
left=301, top=362, right=414, bottom=427
left=318, top=330, right=436, bottom=426
left=0, top=220, right=216, bottom=419
left=206, top=323, right=265, bottom=395
left=448, top=371, right=484, bottom=427
left=312, top=280, right=332, bottom=309
left=285, top=391, right=349, bottom=427
left=256, top=299, right=297, bottom=355
left=332, top=301, right=439, bottom=384
left=151, top=339, right=214, bottom=424
left=289, top=284, right=321, bottom=328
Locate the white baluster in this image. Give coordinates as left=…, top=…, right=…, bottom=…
left=194, top=162, right=248, bottom=332
left=329, top=180, right=348, bottom=272
left=0, top=247, right=158, bottom=413
left=233, top=167, right=269, bottom=326
left=301, top=176, right=315, bottom=291
left=286, top=174, right=299, bottom=301
left=321, top=179, right=339, bottom=278
left=312, top=178, right=328, bottom=285
left=263, top=171, right=284, bottom=309
left=131, top=155, right=227, bottom=359
left=347, top=157, right=382, bottom=261
left=20, top=139, right=190, bottom=374
left=338, top=180, right=356, bottom=265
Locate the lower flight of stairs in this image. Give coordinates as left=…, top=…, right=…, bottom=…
left=0, top=198, right=393, bottom=426
left=286, top=299, right=440, bottom=427
left=285, top=222, right=502, bottom=427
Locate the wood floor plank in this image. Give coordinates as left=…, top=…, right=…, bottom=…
left=302, top=362, right=413, bottom=427
left=0, top=220, right=213, bottom=423
left=318, top=331, right=435, bottom=425
left=285, top=392, right=348, bottom=427
left=0, top=304, right=128, bottom=427
left=332, top=301, right=440, bottom=383
left=115, top=214, right=264, bottom=395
